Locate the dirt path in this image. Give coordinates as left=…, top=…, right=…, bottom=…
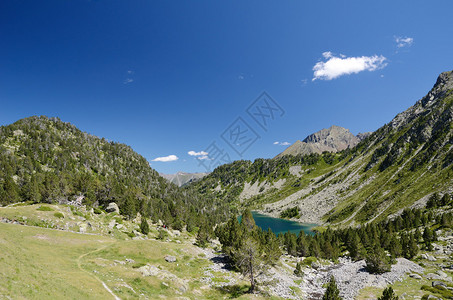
left=77, top=242, right=121, bottom=300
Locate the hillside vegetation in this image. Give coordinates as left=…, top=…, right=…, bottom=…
left=193, top=71, right=453, bottom=226
left=0, top=116, right=231, bottom=229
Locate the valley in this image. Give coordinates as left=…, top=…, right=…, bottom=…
left=0, top=71, right=452, bottom=299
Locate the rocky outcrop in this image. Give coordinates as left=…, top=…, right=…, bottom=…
left=105, top=202, right=120, bottom=214
left=276, top=125, right=361, bottom=158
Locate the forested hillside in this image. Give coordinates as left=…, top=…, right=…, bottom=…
left=0, top=116, right=231, bottom=228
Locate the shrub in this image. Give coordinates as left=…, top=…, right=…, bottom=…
left=157, top=230, right=169, bottom=240
left=54, top=212, right=64, bottom=218
left=294, top=262, right=303, bottom=277
left=302, top=257, right=317, bottom=266
left=421, top=285, right=453, bottom=298
left=93, top=207, right=103, bottom=214
left=37, top=206, right=53, bottom=211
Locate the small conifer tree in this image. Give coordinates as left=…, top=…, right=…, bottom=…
left=323, top=276, right=342, bottom=300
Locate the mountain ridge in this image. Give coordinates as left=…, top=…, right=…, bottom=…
left=192, top=70, right=453, bottom=225
left=275, top=125, right=368, bottom=158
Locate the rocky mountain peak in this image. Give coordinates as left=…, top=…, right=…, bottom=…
left=302, top=125, right=358, bottom=146
left=276, top=125, right=361, bottom=158
left=390, top=70, right=453, bottom=130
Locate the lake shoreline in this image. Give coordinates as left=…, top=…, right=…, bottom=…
left=247, top=210, right=318, bottom=236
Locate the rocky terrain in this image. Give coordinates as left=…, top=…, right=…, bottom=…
left=275, top=125, right=365, bottom=158
left=194, top=71, right=453, bottom=226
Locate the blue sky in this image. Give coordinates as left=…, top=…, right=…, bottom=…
left=1, top=1, right=453, bottom=174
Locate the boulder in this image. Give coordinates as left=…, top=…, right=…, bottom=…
left=426, top=273, right=443, bottom=280
left=437, top=270, right=448, bottom=278
left=175, top=279, right=189, bottom=293
left=409, top=273, right=422, bottom=280
left=108, top=220, right=116, bottom=229
left=165, top=255, right=177, bottom=263
left=125, top=258, right=135, bottom=264
left=427, top=255, right=436, bottom=261
left=79, top=223, right=88, bottom=233
left=106, top=202, right=120, bottom=214
left=432, top=281, right=447, bottom=288
left=138, top=265, right=160, bottom=277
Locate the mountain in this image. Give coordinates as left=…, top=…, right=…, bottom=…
left=275, top=125, right=363, bottom=158
left=0, top=116, right=231, bottom=227
left=160, top=171, right=209, bottom=187
left=193, top=70, right=453, bottom=225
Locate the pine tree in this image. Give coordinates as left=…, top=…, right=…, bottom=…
left=241, top=209, right=256, bottom=230
left=294, top=262, right=303, bottom=277
left=423, top=227, right=433, bottom=243
left=323, top=276, right=342, bottom=300
left=388, top=234, right=402, bottom=258
left=196, top=223, right=210, bottom=248
left=365, top=244, right=391, bottom=274
left=378, top=287, right=398, bottom=300
left=236, top=237, right=263, bottom=292
left=406, top=234, right=418, bottom=259
left=348, top=231, right=364, bottom=261
left=140, top=217, right=150, bottom=235
left=297, top=231, right=309, bottom=257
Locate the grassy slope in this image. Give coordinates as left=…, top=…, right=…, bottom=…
left=0, top=205, right=271, bottom=300
left=0, top=222, right=115, bottom=299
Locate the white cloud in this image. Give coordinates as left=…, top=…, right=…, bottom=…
left=123, top=78, right=134, bottom=84
left=152, top=155, right=178, bottom=162
left=188, top=150, right=208, bottom=156
left=395, top=36, right=413, bottom=48
left=127, top=70, right=134, bottom=74
left=197, top=155, right=210, bottom=160
left=274, top=141, right=291, bottom=146
left=312, top=52, right=387, bottom=81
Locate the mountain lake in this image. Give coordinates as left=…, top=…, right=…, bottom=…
left=239, top=211, right=317, bottom=235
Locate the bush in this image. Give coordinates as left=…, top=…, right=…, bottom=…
left=37, top=206, right=53, bottom=211
left=302, top=257, right=317, bottom=266
left=93, top=207, right=103, bottom=214
left=54, top=212, right=64, bottom=218
left=421, top=285, right=453, bottom=298
left=127, top=232, right=136, bottom=238
left=294, top=262, right=303, bottom=277
left=157, top=230, right=169, bottom=240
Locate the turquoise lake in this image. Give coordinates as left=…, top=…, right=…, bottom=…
left=240, top=211, right=317, bottom=236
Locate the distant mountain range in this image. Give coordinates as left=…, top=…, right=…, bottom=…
left=275, top=125, right=371, bottom=158
left=160, top=172, right=209, bottom=187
